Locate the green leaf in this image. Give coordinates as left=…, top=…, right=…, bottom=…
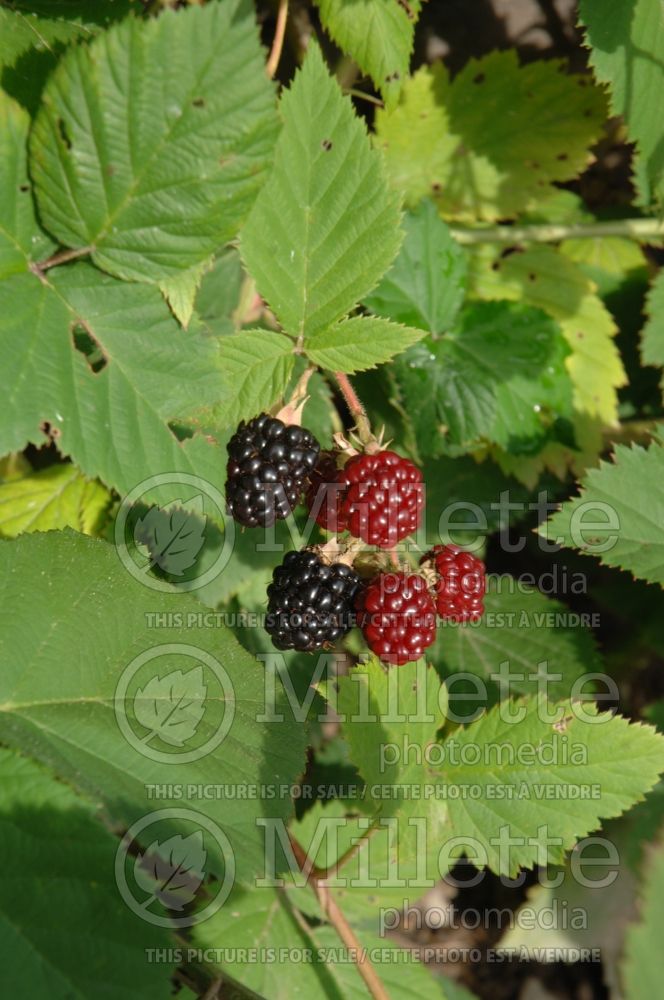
left=438, top=697, right=664, bottom=875
left=159, top=257, right=212, bottom=329
left=641, top=268, right=664, bottom=372
left=193, top=883, right=445, bottom=1000
left=375, top=53, right=606, bottom=221
left=623, top=839, right=664, bottom=999
left=390, top=300, right=574, bottom=456
left=193, top=249, right=247, bottom=337
left=579, top=0, right=664, bottom=206
left=421, top=453, right=531, bottom=541
left=315, top=0, right=422, bottom=107
left=289, top=795, right=453, bottom=920
left=364, top=199, right=467, bottom=334
left=0, top=263, right=232, bottom=507
left=310, top=663, right=455, bottom=917
left=469, top=243, right=625, bottom=426
left=214, top=330, right=295, bottom=425
left=540, top=440, right=664, bottom=586
left=0, top=746, right=173, bottom=999
left=0, top=462, right=111, bottom=537
left=561, top=234, right=649, bottom=299
left=305, top=315, right=426, bottom=373
left=330, top=657, right=447, bottom=800
left=0, top=1, right=135, bottom=114
left=434, top=582, right=602, bottom=704
left=30, top=0, right=278, bottom=283
left=240, top=44, right=402, bottom=339
left=0, top=531, right=307, bottom=885
left=0, top=91, right=54, bottom=279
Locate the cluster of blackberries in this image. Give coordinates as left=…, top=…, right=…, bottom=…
left=356, top=546, right=486, bottom=665
left=225, top=412, right=486, bottom=663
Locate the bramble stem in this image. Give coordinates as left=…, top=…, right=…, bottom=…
left=334, top=372, right=366, bottom=420
left=334, top=371, right=374, bottom=445
left=315, top=884, right=391, bottom=1000
left=266, top=0, right=289, bottom=78
left=450, top=218, right=664, bottom=245
left=288, top=834, right=391, bottom=1000
left=344, top=88, right=385, bottom=109
left=32, top=245, right=93, bottom=273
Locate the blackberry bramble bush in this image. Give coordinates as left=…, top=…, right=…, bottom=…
left=4, top=2, right=664, bottom=999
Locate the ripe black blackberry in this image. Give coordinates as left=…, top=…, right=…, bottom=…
left=266, top=550, right=360, bottom=651
left=226, top=413, right=320, bottom=527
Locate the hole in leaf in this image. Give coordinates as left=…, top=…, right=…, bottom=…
left=500, top=246, right=522, bottom=259
left=168, top=421, right=195, bottom=442
left=40, top=420, right=61, bottom=441
left=58, top=118, right=72, bottom=150
left=385, top=71, right=400, bottom=83
left=19, top=184, right=29, bottom=193
left=192, top=97, right=205, bottom=108
left=557, top=152, right=568, bottom=161
left=321, top=139, right=333, bottom=151
left=473, top=72, right=485, bottom=84
left=71, top=322, right=107, bottom=373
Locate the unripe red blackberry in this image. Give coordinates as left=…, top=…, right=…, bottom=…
left=266, top=550, right=360, bottom=651
left=421, top=545, right=486, bottom=622
left=356, top=571, right=437, bottom=665
left=226, top=413, right=320, bottom=528
left=307, top=449, right=423, bottom=548
left=305, top=450, right=345, bottom=532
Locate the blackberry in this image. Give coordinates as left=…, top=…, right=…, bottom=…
left=421, top=545, right=486, bottom=622
left=337, top=450, right=423, bottom=548
left=226, top=413, right=320, bottom=527
left=356, top=571, right=437, bottom=665
left=266, top=550, right=360, bottom=651
left=306, top=450, right=344, bottom=532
